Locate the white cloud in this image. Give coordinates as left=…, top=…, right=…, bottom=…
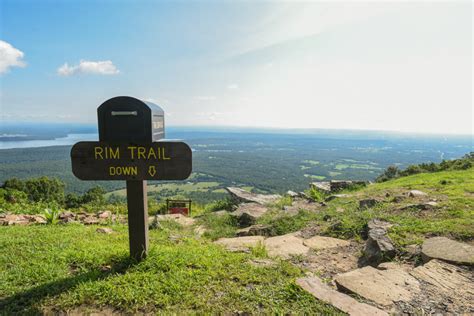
left=0, top=40, right=26, bottom=74
left=195, top=96, right=217, bottom=101
left=57, top=60, right=119, bottom=76
left=227, top=83, right=239, bottom=90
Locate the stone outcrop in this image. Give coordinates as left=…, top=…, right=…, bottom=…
left=226, top=187, right=280, bottom=205
left=335, top=266, right=420, bottom=307
left=297, top=276, right=388, bottom=316
left=363, top=219, right=395, bottom=265
left=311, top=180, right=367, bottom=194
left=303, top=236, right=350, bottom=250
left=214, top=236, right=265, bottom=252
left=96, top=227, right=113, bottom=234
left=264, top=233, right=309, bottom=258
left=358, top=198, right=379, bottom=209
left=421, top=236, right=474, bottom=265
left=230, top=203, right=268, bottom=227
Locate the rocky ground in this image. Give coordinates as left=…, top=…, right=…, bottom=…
left=2, top=182, right=473, bottom=315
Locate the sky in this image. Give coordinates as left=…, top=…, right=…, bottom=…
left=0, top=0, right=472, bottom=135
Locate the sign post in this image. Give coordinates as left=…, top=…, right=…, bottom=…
left=71, top=96, right=192, bottom=261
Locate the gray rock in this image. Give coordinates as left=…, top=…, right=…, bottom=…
left=335, top=266, right=420, bottom=307
left=408, top=190, right=427, bottom=197
left=97, top=210, right=112, bottom=219
left=359, top=199, right=379, bottom=209
left=303, top=236, right=350, bottom=250
left=325, top=194, right=351, bottom=202
left=364, top=219, right=395, bottom=265
left=83, top=217, right=100, bottom=225
left=421, top=237, right=474, bottom=265
left=59, top=211, right=75, bottom=220
left=214, top=236, right=265, bottom=252
left=236, top=224, right=271, bottom=237
left=330, top=180, right=367, bottom=192
left=310, top=181, right=331, bottom=193
left=286, top=190, right=299, bottom=198
left=230, top=203, right=268, bottom=227
left=226, top=187, right=280, bottom=205
left=297, top=276, right=388, bottom=316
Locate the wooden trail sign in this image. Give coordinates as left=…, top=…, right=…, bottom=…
left=70, top=96, right=192, bottom=261
left=71, top=141, right=192, bottom=181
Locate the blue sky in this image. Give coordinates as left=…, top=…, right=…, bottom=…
left=0, top=1, right=472, bottom=134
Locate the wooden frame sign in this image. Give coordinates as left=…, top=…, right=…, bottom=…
left=71, top=141, right=192, bottom=181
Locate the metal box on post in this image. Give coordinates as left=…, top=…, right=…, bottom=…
left=97, top=96, right=164, bottom=142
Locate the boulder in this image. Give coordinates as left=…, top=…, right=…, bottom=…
left=264, top=233, right=309, bottom=259
left=303, top=236, right=350, bottom=250
left=359, top=198, right=379, bottom=209
left=421, top=237, right=474, bottom=265
left=310, top=181, right=331, bottom=193
left=408, top=190, right=427, bottom=197
left=214, top=236, right=265, bottom=252
left=225, top=187, right=280, bottom=205
left=363, top=219, right=395, bottom=265
left=96, top=227, right=113, bottom=234
left=59, top=211, right=75, bottom=220
left=230, top=203, right=268, bottom=227
left=296, top=276, right=388, bottom=316
left=335, top=266, right=420, bottom=307
left=236, top=224, right=271, bottom=237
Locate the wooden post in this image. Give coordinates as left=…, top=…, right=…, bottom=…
left=126, top=180, right=149, bottom=261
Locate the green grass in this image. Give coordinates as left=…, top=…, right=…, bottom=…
left=0, top=224, right=342, bottom=314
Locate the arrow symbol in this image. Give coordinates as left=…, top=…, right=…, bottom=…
left=148, top=165, right=157, bottom=177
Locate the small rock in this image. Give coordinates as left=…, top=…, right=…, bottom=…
left=236, top=224, right=271, bottom=237
left=421, top=237, right=474, bottom=265
left=59, top=211, right=75, bottom=220
left=286, top=190, right=299, bottom=198
left=214, top=236, right=265, bottom=252
left=194, top=225, right=207, bottom=236
left=325, top=194, right=351, bottom=202
left=154, top=214, right=196, bottom=226
left=364, top=219, right=395, bottom=265
left=230, top=203, right=268, bottom=227
left=359, top=198, right=379, bottom=209
left=83, top=217, right=100, bottom=225
left=297, top=276, right=388, bottom=316
left=392, top=195, right=405, bottom=203
left=97, top=210, right=112, bottom=219
left=408, top=190, right=427, bottom=197
left=264, top=233, right=309, bottom=259
left=96, top=227, right=113, bottom=234
left=303, top=236, right=350, bottom=250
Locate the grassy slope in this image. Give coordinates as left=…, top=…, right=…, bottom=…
left=0, top=223, right=341, bottom=315
left=1, top=168, right=472, bottom=314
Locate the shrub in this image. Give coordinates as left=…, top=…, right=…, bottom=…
left=43, top=208, right=60, bottom=225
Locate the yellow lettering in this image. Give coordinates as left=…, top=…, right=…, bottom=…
left=147, top=147, right=157, bottom=160
left=109, top=147, right=120, bottom=159
left=95, top=147, right=104, bottom=159
left=109, top=166, right=115, bottom=175
left=128, top=146, right=136, bottom=159
left=131, top=166, right=137, bottom=175
left=138, top=147, right=146, bottom=159
left=163, top=147, right=171, bottom=160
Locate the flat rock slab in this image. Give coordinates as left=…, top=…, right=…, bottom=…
left=236, top=224, right=271, bottom=237
left=335, top=266, right=420, bottom=306
left=408, top=190, right=427, bottom=197
left=214, top=236, right=265, bottom=252
left=303, top=236, right=350, bottom=250
left=153, top=214, right=196, bottom=227
left=264, top=234, right=309, bottom=259
left=296, top=276, right=388, bottom=316
left=230, top=203, right=268, bottom=227
left=421, top=237, right=474, bottom=265
left=226, top=187, right=281, bottom=205
left=410, top=259, right=474, bottom=309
